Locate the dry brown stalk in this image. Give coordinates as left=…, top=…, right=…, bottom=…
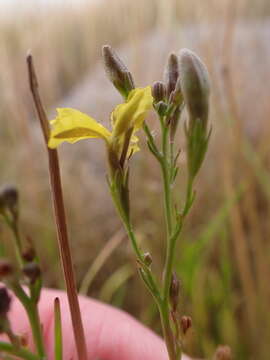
left=27, top=53, right=88, bottom=360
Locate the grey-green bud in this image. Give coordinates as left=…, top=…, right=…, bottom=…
left=164, top=53, right=179, bottom=99
left=179, top=48, right=210, bottom=130
left=180, top=315, right=192, bottom=335
left=169, top=77, right=183, bottom=107
left=169, top=272, right=180, bottom=311
left=152, top=81, right=166, bottom=103
left=102, top=45, right=135, bottom=99
left=0, top=185, right=18, bottom=211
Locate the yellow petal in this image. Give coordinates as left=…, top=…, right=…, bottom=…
left=48, top=108, right=111, bottom=148
left=111, top=86, right=153, bottom=138
left=128, top=135, right=140, bottom=155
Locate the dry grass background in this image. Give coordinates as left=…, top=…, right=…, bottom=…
left=1, top=0, right=270, bottom=358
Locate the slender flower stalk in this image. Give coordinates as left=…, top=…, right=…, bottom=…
left=27, top=54, right=88, bottom=360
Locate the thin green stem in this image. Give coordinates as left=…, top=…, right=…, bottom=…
left=110, top=183, right=162, bottom=305
left=159, top=302, right=177, bottom=360
left=158, top=119, right=180, bottom=360
left=0, top=342, right=40, bottom=360
left=9, top=283, right=45, bottom=358
left=161, top=125, right=173, bottom=236
left=163, top=222, right=183, bottom=302
left=27, top=303, right=46, bottom=358
left=143, top=123, right=162, bottom=162
left=161, top=122, right=175, bottom=297
left=124, top=222, right=143, bottom=261
left=2, top=215, right=23, bottom=268
left=124, top=221, right=162, bottom=304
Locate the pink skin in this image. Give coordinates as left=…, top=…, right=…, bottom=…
left=5, top=288, right=190, bottom=360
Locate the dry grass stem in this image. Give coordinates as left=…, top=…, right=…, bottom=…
left=27, top=54, right=88, bottom=360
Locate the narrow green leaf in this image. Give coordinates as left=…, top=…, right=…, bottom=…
left=54, top=298, right=63, bottom=360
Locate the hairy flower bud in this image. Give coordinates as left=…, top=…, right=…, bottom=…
left=143, top=252, right=152, bottom=267
left=164, top=53, right=179, bottom=99
left=152, top=81, right=166, bottom=103
left=180, top=49, right=211, bottom=181
left=180, top=315, right=192, bottom=335
left=179, top=48, right=210, bottom=130
left=213, top=345, right=232, bottom=360
left=169, top=272, right=180, bottom=312
left=169, top=77, right=183, bottom=107
left=0, top=185, right=19, bottom=218
left=102, top=45, right=135, bottom=99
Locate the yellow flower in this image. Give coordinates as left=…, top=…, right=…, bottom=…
left=48, top=87, right=153, bottom=159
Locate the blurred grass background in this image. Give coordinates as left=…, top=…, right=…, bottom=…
left=1, top=0, right=270, bottom=358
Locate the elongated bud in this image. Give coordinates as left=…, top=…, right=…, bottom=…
left=213, top=345, right=232, bottom=360
left=179, top=48, right=210, bottom=129
left=0, top=287, right=11, bottom=317
left=152, top=81, right=166, bottom=103
left=0, top=185, right=19, bottom=219
left=164, top=53, right=179, bottom=98
left=180, top=315, right=192, bottom=335
left=169, top=272, right=180, bottom=311
left=169, top=77, right=183, bottom=107
left=23, top=262, right=41, bottom=284
left=143, top=252, right=152, bottom=267
left=0, top=260, right=13, bottom=279
left=102, top=45, right=135, bottom=98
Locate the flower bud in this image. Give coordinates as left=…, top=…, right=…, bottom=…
left=164, top=53, right=179, bottom=98
left=179, top=48, right=210, bottom=130
left=0, top=185, right=19, bottom=217
left=154, top=101, right=168, bottom=117
left=169, top=77, right=183, bottom=107
left=102, top=45, right=135, bottom=98
left=169, top=272, right=180, bottom=312
left=23, top=262, right=41, bottom=284
left=152, top=81, right=166, bottom=103
left=0, top=287, right=11, bottom=317
left=22, top=240, right=36, bottom=262
left=0, top=260, right=13, bottom=279
left=213, top=345, right=232, bottom=360
left=143, top=252, right=152, bottom=267
left=180, top=315, right=192, bottom=335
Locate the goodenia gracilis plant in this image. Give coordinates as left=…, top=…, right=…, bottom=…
left=0, top=45, right=211, bottom=360
left=47, top=46, right=211, bottom=360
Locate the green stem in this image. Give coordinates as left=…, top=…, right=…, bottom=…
left=124, top=221, right=161, bottom=304
left=10, top=284, right=45, bottom=358
left=182, top=177, right=194, bottom=217
left=3, top=215, right=23, bottom=268
left=159, top=302, right=177, bottom=360
left=160, top=118, right=184, bottom=360
left=161, top=125, right=173, bottom=237
left=161, top=123, right=175, bottom=300
left=27, top=302, right=46, bottom=358
left=0, top=342, right=40, bottom=360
